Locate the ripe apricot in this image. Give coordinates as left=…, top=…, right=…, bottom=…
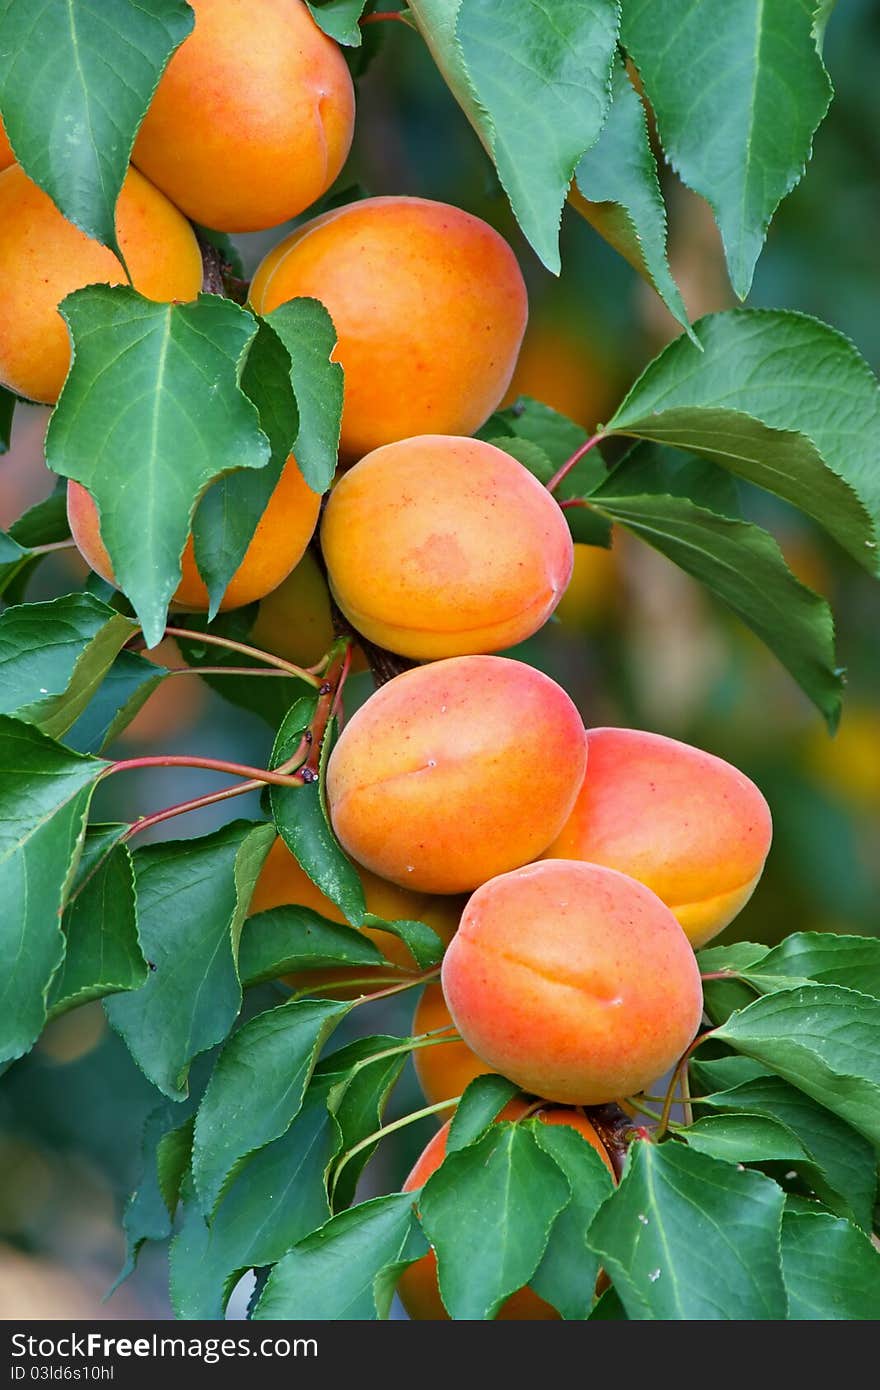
left=0, top=118, right=13, bottom=173
left=0, top=164, right=202, bottom=403
left=326, top=656, right=587, bottom=894
left=412, top=984, right=493, bottom=1107
left=442, top=860, right=703, bottom=1105
left=250, top=197, right=528, bottom=459
left=132, top=0, right=354, bottom=232
left=398, top=1100, right=613, bottom=1320
left=66, top=455, right=320, bottom=614
left=248, top=836, right=460, bottom=995
left=321, top=436, right=573, bottom=659
left=545, top=727, right=773, bottom=947
left=250, top=551, right=367, bottom=674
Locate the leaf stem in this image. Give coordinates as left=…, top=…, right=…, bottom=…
left=161, top=625, right=322, bottom=686
left=347, top=965, right=442, bottom=1007
left=699, top=970, right=741, bottom=982
left=165, top=665, right=296, bottom=679
left=124, top=779, right=263, bottom=841
left=105, top=752, right=309, bottom=789
left=330, top=1095, right=461, bottom=1200
left=361, top=9, right=411, bottom=24
left=29, top=538, right=78, bottom=556
left=657, top=1032, right=714, bottom=1139
left=545, top=432, right=605, bottom=494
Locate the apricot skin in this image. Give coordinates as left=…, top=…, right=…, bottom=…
left=66, top=455, right=320, bottom=614
left=0, top=164, right=202, bottom=404
left=544, top=727, right=773, bottom=948
left=398, top=1100, right=613, bottom=1320
left=248, top=837, right=460, bottom=997
left=326, top=656, right=587, bottom=895
left=321, top=436, right=573, bottom=660
left=0, top=118, right=12, bottom=173
left=132, top=0, right=354, bottom=233
left=250, top=197, right=528, bottom=459
left=442, top=859, right=704, bottom=1105
left=250, top=551, right=368, bottom=675
left=412, top=984, right=493, bottom=1107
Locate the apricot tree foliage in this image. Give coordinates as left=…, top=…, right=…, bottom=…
left=0, top=0, right=879, bottom=1322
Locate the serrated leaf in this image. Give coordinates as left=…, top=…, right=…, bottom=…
left=0, top=716, right=106, bottom=1063
left=587, top=1140, right=787, bottom=1319
left=530, top=1122, right=615, bottom=1320
left=360, top=914, right=445, bottom=970
left=682, top=1112, right=812, bottom=1166
left=0, top=0, right=194, bottom=258
left=588, top=1285, right=628, bottom=1319
left=156, top=1115, right=195, bottom=1217
left=63, top=649, right=168, bottom=753
left=418, top=1121, right=570, bottom=1320
left=191, top=996, right=349, bottom=1215
left=695, top=1074, right=877, bottom=1232
left=171, top=1082, right=341, bottom=1319
left=48, top=824, right=146, bottom=1016
left=446, top=1074, right=521, bottom=1154
left=605, top=310, right=880, bottom=574
left=738, top=932, right=880, bottom=1000
left=591, top=488, right=843, bottom=726
left=318, top=1036, right=409, bottom=1210
left=602, top=444, right=743, bottom=517
left=239, top=906, right=384, bottom=988
left=113, top=1102, right=193, bottom=1292
left=409, top=0, right=619, bottom=272
left=620, top=0, right=832, bottom=298
left=306, top=0, right=369, bottom=46
left=573, top=56, right=691, bottom=336
left=0, top=593, right=137, bottom=738
left=696, top=941, right=769, bottom=974
left=270, top=702, right=365, bottom=927
left=46, top=287, right=270, bottom=646
left=104, top=821, right=274, bottom=1099
left=263, top=300, right=343, bottom=493
left=714, top=984, right=880, bottom=1147
left=252, top=1192, right=424, bottom=1320
left=781, top=1210, right=880, bottom=1319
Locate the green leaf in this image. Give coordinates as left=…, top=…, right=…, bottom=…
left=446, top=1074, right=521, bottom=1153
left=587, top=1140, right=787, bottom=1319
left=104, top=821, right=274, bottom=1099
left=48, top=824, right=146, bottom=1016
left=306, top=0, right=369, bottom=46
left=263, top=300, right=344, bottom=494
left=781, top=1211, right=880, bottom=1319
left=0, top=717, right=106, bottom=1063
left=360, top=914, right=445, bottom=970
left=270, top=703, right=366, bottom=927
left=252, top=1193, right=425, bottom=1320
left=713, top=984, right=880, bottom=1148
left=46, top=287, right=270, bottom=647
left=239, top=906, right=384, bottom=988
left=588, top=1286, right=628, bottom=1319
left=113, top=1103, right=193, bottom=1291
left=0, top=532, right=29, bottom=600
left=530, top=1123, right=615, bottom=1320
left=63, top=649, right=168, bottom=754
left=0, top=487, right=71, bottom=600
left=191, top=997, right=349, bottom=1215
left=696, top=941, right=769, bottom=975
left=601, top=444, right=743, bottom=517
left=591, top=489, right=843, bottom=727
left=319, top=1036, right=409, bottom=1210
left=620, top=0, right=832, bottom=298
left=695, top=1074, right=877, bottom=1232
left=409, top=0, right=619, bottom=273
left=170, top=1082, right=341, bottom=1319
left=738, top=932, right=880, bottom=1000
left=0, top=387, right=13, bottom=451
left=0, top=0, right=194, bottom=258
left=682, top=1112, right=812, bottom=1166
left=605, top=310, right=880, bottom=575
left=0, top=594, right=137, bottom=738
left=418, top=1121, right=570, bottom=1320
left=573, top=57, right=691, bottom=337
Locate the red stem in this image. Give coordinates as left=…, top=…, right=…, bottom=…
left=700, top=970, right=740, bottom=982
left=165, top=665, right=295, bottom=679
left=361, top=10, right=410, bottom=24
left=106, top=752, right=308, bottom=789
left=299, top=644, right=353, bottom=782
left=160, top=625, right=322, bottom=686
left=125, top=778, right=261, bottom=841
left=545, top=432, right=605, bottom=495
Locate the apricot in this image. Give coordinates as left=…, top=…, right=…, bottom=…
left=0, top=118, right=13, bottom=173
left=326, top=656, right=587, bottom=894
left=248, top=836, right=460, bottom=996
left=250, top=551, right=367, bottom=674
left=398, top=1100, right=614, bottom=1320
left=544, top=727, right=773, bottom=947
left=66, top=455, right=320, bottom=614
left=321, top=436, right=573, bottom=659
left=0, top=164, right=201, bottom=404
left=132, top=0, right=354, bottom=232
left=412, top=984, right=493, bottom=1107
left=249, top=197, right=528, bottom=459
left=442, top=860, right=704, bottom=1105
left=502, top=310, right=619, bottom=431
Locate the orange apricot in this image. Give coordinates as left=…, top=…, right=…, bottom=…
left=248, top=836, right=460, bottom=996
left=320, top=435, right=573, bottom=659
left=249, top=196, right=528, bottom=459
left=442, top=859, right=704, bottom=1105
left=412, top=984, right=493, bottom=1107
left=398, top=1100, right=613, bottom=1320
left=132, top=0, right=354, bottom=232
left=326, top=656, right=587, bottom=894
left=544, top=727, right=773, bottom=947
left=249, top=550, right=367, bottom=674
left=0, top=117, right=13, bottom=173
left=0, top=164, right=202, bottom=403
left=66, top=455, right=320, bottom=615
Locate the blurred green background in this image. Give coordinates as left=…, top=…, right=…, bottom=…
left=0, top=0, right=877, bottom=1319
